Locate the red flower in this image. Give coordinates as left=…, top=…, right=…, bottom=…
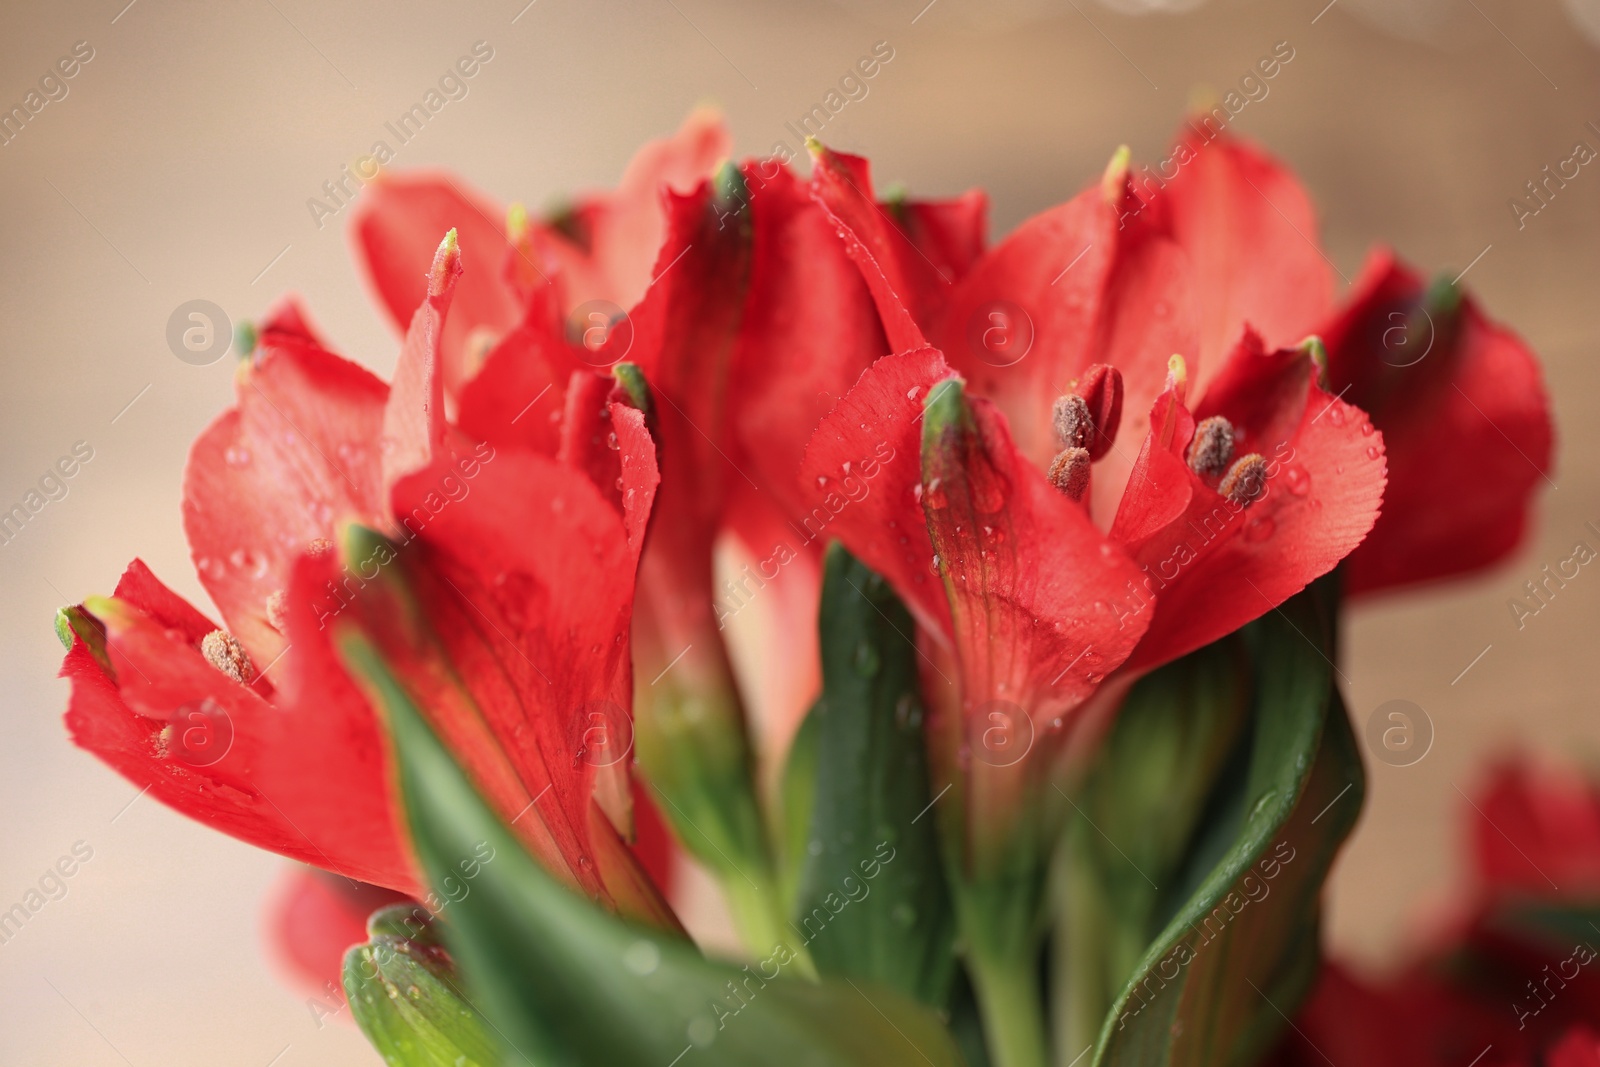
left=800, top=134, right=1387, bottom=819
left=1270, top=757, right=1600, bottom=1067
left=60, top=235, right=676, bottom=929
left=1319, top=251, right=1554, bottom=595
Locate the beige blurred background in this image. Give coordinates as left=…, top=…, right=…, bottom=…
left=2, top=0, right=1596, bottom=1062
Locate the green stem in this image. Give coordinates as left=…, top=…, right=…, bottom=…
left=967, top=945, right=1050, bottom=1067
left=724, top=873, right=818, bottom=981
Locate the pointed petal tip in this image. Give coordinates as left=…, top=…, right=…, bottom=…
left=506, top=202, right=528, bottom=241
left=1101, top=144, right=1132, bottom=202
left=54, top=607, right=74, bottom=650
left=1297, top=335, right=1330, bottom=388
left=427, top=229, right=462, bottom=298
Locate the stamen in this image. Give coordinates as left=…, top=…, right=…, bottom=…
left=1219, top=453, right=1268, bottom=506
left=201, top=630, right=255, bottom=684
left=1187, top=416, right=1236, bottom=478
left=265, top=590, right=288, bottom=632
left=1048, top=447, right=1092, bottom=502
left=1052, top=394, right=1091, bottom=450
left=1076, top=364, right=1124, bottom=461
left=307, top=538, right=335, bottom=557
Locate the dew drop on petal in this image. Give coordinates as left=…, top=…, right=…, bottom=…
left=1244, top=516, right=1276, bottom=543
left=1282, top=464, right=1311, bottom=497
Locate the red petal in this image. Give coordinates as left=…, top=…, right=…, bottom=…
left=729, top=161, right=887, bottom=521
left=807, top=144, right=937, bottom=353
left=931, top=175, right=1197, bottom=524
left=1117, top=338, right=1386, bottom=671
left=1468, top=758, right=1600, bottom=898
left=64, top=579, right=406, bottom=889
left=379, top=451, right=673, bottom=925
left=544, top=107, right=730, bottom=310
left=264, top=867, right=408, bottom=1003
left=380, top=236, right=462, bottom=500
left=798, top=348, right=955, bottom=637
left=455, top=284, right=577, bottom=457
left=183, top=340, right=388, bottom=667
left=348, top=173, right=521, bottom=400
left=922, top=387, right=1150, bottom=718
left=1163, top=125, right=1335, bottom=395
left=1321, top=250, right=1554, bottom=594
left=1552, top=1028, right=1600, bottom=1067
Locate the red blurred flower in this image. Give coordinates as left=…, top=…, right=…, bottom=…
left=1271, top=757, right=1600, bottom=1067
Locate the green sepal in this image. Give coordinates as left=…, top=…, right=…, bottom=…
left=1085, top=584, right=1365, bottom=1067
left=792, top=545, right=956, bottom=1007
left=342, top=905, right=499, bottom=1067
left=611, top=361, right=654, bottom=416
left=1056, top=634, right=1251, bottom=1052
left=56, top=604, right=112, bottom=674
left=340, top=629, right=967, bottom=1067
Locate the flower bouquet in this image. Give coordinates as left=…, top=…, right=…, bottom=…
left=57, top=110, right=1569, bottom=1067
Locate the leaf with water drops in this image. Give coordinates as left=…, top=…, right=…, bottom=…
left=791, top=545, right=957, bottom=1008
left=340, top=627, right=967, bottom=1067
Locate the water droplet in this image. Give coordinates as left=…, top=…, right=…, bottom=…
left=1326, top=405, right=1346, bottom=427
left=224, top=447, right=250, bottom=467
left=605, top=432, right=619, bottom=451
left=1365, top=445, right=1380, bottom=460
left=924, top=478, right=948, bottom=509
left=906, top=386, right=922, bottom=402
left=1360, top=421, right=1375, bottom=436
left=1244, top=516, right=1276, bottom=543
left=816, top=475, right=829, bottom=488
left=1282, top=464, right=1311, bottom=497
left=929, top=554, right=941, bottom=574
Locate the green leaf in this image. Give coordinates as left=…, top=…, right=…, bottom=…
left=778, top=698, right=822, bottom=917
left=792, top=545, right=957, bottom=1007
left=1076, top=585, right=1365, bottom=1067
left=338, top=629, right=968, bottom=1067
left=342, top=905, right=500, bottom=1067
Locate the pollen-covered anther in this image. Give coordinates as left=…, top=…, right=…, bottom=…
left=200, top=630, right=256, bottom=684
left=1187, top=416, right=1236, bottom=478
left=1219, top=453, right=1269, bottom=507
left=265, top=590, right=288, bottom=632
left=1048, top=447, right=1092, bottom=502
left=1052, top=394, right=1092, bottom=450
left=307, top=538, right=335, bottom=557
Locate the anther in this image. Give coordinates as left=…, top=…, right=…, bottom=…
left=1048, top=447, right=1092, bottom=502
left=1219, top=453, right=1268, bottom=506
left=201, top=630, right=255, bottom=684
left=1187, top=416, right=1236, bottom=478
left=307, top=538, right=335, bottom=557
left=1052, top=394, right=1091, bottom=450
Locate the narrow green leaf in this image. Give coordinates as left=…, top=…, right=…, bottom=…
left=342, top=904, right=499, bottom=1067
left=1078, top=585, right=1365, bottom=1067
left=793, top=545, right=957, bottom=1007
left=338, top=630, right=968, bottom=1067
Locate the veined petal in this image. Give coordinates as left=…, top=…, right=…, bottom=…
left=349, top=172, right=521, bottom=400
left=183, top=336, right=388, bottom=667
left=1162, top=123, right=1335, bottom=396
